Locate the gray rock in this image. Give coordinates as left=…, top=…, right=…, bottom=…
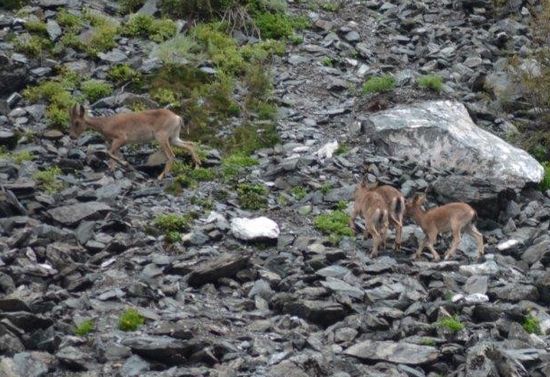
left=464, top=275, right=488, bottom=295
left=522, top=240, right=550, bottom=266
left=122, top=336, right=195, bottom=365
left=186, top=254, right=250, bottom=287
left=46, top=20, right=62, bottom=41
left=320, top=277, right=364, bottom=299
left=0, top=53, right=28, bottom=98
left=272, top=295, right=349, bottom=327
left=344, top=340, right=439, bottom=365
left=0, top=130, right=17, bottom=149
left=56, top=346, right=94, bottom=370
left=47, top=202, right=112, bottom=226
left=120, top=355, right=150, bottom=377
left=0, top=352, right=56, bottom=377
left=97, top=49, right=127, bottom=63
left=362, top=101, right=543, bottom=194
left=137, top=0, right=158, bottom=15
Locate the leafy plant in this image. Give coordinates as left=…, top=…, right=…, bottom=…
left=56, top=9, right=84, bottom=31
left=33, top=166, right=63, bottom=193
left=237, top=183, right=268, bottom=210
left=123, top=13, right=177, bottom=42
left=118, top=308, right=144, bottom=331
left=81, top=80, right=113, bottom=102
left=254, top=13, right=309, bottom=39
left=417, top=74, right=443, bottom=92
left=522, top=314, right=542, bottom=335
left=437, top=315, right=464, bottom=333
left=14, top=35, right=51, bottom=57
left=108, top=64, right=141, bottom=83
left=221, top=153, right=259, bottom=178
left=74, top=319, right=95, bottom=336
left=363, top=75, right=395, bottom=94
left=291, top=186, right=307, bottom=200
left=153, top=213, right=193, bottom=243
left=313, top=210, right=353, bottom=243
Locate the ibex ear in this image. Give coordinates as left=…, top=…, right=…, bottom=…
left=78, top=104, right=85, bottom=117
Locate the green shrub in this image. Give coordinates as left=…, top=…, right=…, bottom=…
left=291, top=186, right=307, bottom=200
left=151, top=88, right=177, bottom=106
left=237, top=183, right=268, bottom=210
left=228, top=122, right=279, bottom=154
left=24, top=20, right=48, bottom=35
left=74, top=319, right=94, bottom=336
left=254, top=13, right=308, bottom=39
left=80, top=10, right=120, bottom=55
left=417, top=74, right=443, bottom=92
left=119, top=0, right=145, bottom=14
left=123, top=13, right=177, bottom=42
left=189, top=167, right=216, bottom=181
left=14, top=35, right=51, bottom=57
left=320, top=183, right=332, bottom=194
left=541, top=162, right=550, bottom=191
left=193, top=23, right=244, bottom=73
left=0, top=150, right=34, bottom=164
left=335, top=143, right=349, bottom=155
left=118, top=308, right=144, bottom=331
left=153, top=213, right=193, bottom=242
left=221, top=153, right=258, bottom=178
left=437, top=315, right=464, bottom=333
left=150, top=35, right=201, bottom=65
left=362, top=75, right=395, bottom=94
left=56, top=9, right=84, bottom=31
left=107, top=64, right=141, bottom=83
left=241, top=40, right=286, bottom=62
left=523, top=314, right=542, bottom=335
left=321, top=57, right=333, bottom=66
left=33, top=166, right=63, bottom=193
left=314, top=210, right=353, bottom=238
left=81, top=80, right=113, bottom=102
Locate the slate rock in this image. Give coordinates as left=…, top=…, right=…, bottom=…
left=344, top=340, right=439, bottom=365
left=47, top=202, right=112, bottom=226
left=187, top=254, right=250, bottom=287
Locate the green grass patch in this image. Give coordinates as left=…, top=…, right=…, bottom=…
left=74, top=319, right=94, bottom=336
left=1, top=0, right=28, bottom=9
left=107, top=64, right=141, bottom=84
left=123, top=13, right=177, bottom=42
left=437, top=315, right=464, bottom=333
left=237, top=183, right=268, bottom=210
left=417, top=74, right=443, bottom=92
left=153, top=212, right=193, bottom=243
left=522, top=314, right=542, bottom=335
left=81, top=79, right=113, bottom=102
left=254, top=12, right=309, bottom=40
left=221, top=153, right=259, bottom=179
left=33, top=166, right=63, bottom=193
left=14, top=34, right=51, bottom=57
left=118, top=308, right=144, bottom=331
left=363, top=75, right=395, bottom=94
left=56, top=9, right=85, bottom=31
left=0, top=150, right=34, bottom=164
left=24, top=20, right=48, bottom=35
left=151, top=88, right=177, bottom=106
left=314, top=210, right=353, bottom=243
left=119, top=0, right=145, bottom=14
left=291, top=186, right=307, bottom=200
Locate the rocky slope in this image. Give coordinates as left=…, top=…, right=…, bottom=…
left=1, top=0, right=550, bottom=376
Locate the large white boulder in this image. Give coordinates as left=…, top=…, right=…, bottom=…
left=362, top=100, right=543, bottom=190
left=231, top=217, right=280, bottom=241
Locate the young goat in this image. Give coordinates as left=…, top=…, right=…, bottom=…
left=349, top=181, right=389, bottom=258
left=364, top=181, right=405, bottom=251
left=405, top=193, right=484, bottom=261
left=68, top=104, right=201, bottom=180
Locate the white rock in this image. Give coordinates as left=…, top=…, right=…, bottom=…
left=464, top=293, right=489, bottom=304
left=497, top=239, right=520, bottom=251
left=231, top=217, right=280, bottom=240
left=459, top=260, right=500, bottom=276
left=316, top=140, right=339, bottom=160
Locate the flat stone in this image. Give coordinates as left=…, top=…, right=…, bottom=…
left=344, top=340, right=439, bottom=365
left=47, top=202, right=111, bottom=226
left=187, top=254, right=250, bottom=287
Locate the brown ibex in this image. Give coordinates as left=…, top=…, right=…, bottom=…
left=349, top=180, right=389, bottom=258
left=405, top=193, right=484, bottom=261
left=68, top=104, right=201, bottom=180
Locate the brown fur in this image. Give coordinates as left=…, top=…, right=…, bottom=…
left=405, top=194, right=484, bottom=261
left=365, top=182, right=405, bottom=251
left=349, top=181, right=389, bottom=258
left=68, top=104, right=201, bottom=180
